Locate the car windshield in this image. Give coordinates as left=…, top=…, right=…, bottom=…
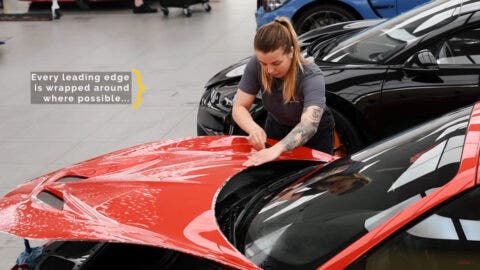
left=320, top=0, right=464, bottom=64
left=243, top=106, right=472, bottom=270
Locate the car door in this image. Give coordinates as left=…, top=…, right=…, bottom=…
left=347, top=186, right=480, bottom=270
left=379, top=24, right=480, bottom=139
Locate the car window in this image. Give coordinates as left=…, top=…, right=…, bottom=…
left=436, top=25, right=480, bottom=65
left=319, top=0, right=466, bottom=64
left=347, top=187, right=480, bottom=270
left=241, top=106, right=472, bottom=270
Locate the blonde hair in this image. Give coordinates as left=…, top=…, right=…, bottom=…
left=254, top=17, right=308, bottom=104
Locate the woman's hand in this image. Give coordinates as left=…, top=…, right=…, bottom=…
left=243, top=143, right=284, bottom=167
left=232, top=89, right=267, bottom=150
left=248, top=126, right=267, bottom=150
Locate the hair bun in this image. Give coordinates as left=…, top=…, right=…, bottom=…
left=274, top=17, right=287, bottom=27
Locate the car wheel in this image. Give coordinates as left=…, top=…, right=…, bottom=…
left=331, top=108, right=364, bottom=156
left=294, top=4, right=357, bottom=34
left=74, top=0, right=90, bottom=10
left=203, top=3, right=211, bottom=12
left=161, top=7, right=169, bottom=16
left=53, top=8, right=61, bottom=19
left=183, top=8, right=192, bottom=17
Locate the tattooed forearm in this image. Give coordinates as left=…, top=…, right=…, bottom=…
left=307, top=106, right=322, bottom=123
left=280, top=122, right=317, bottom=151
left=280, top=106, right=324, bottom=151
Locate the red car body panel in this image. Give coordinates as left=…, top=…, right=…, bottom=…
left=0, top=136, right=334, bottom=269
left=319, top=103, right=480, bottom=269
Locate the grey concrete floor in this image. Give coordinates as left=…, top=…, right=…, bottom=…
left=0, top=0, right=256, bottom=266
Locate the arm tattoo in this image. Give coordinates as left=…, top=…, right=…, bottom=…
left=280, top=106, right=324, bottom=151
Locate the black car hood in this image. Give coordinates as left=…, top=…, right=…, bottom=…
left=205, top=19, right=383, bottom=88
left=205, top=57, right=251, bottom=88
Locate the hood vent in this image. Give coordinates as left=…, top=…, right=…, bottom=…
left=57, top=175, right=87, bottom=183
left=37, top=191, right=64, bottom=210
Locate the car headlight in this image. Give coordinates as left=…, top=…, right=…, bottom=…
left=200, top=85, right=237, bottom=114
left=263, top=0, right=290, bottom=12
left=225, top=64, right=246, bottom=78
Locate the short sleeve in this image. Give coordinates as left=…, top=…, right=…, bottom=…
left=238, top=56, right=261, bottom=95
left=301, top=72, right=327, bottom=111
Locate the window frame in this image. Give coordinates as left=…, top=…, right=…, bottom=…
left=346, top=186, right=480, bottom=270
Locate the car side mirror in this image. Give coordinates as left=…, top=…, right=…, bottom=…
left=404, top=49, right=439, bottom=70
left=403, top=49, right=442, bottom=83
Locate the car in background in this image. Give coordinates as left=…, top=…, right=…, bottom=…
left=256, top=0, right=429, bottom=34
left=1, top=101, right=480, bottom=269
left=198, top=0, right=480, bottom=156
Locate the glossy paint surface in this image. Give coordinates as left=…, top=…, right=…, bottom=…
left=319, top=103, right=480, bottom=269
left=380, top=64, right=480, bottom=137
left=0, top=136, right=333, bottom=269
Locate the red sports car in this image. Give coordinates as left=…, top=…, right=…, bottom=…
left=1, top=103, right=480, bottom=270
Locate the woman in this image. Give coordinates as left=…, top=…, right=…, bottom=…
left=233, top=17, right=334, bottom=167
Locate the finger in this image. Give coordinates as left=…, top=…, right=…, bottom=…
left=261, top=132, right=267, bottom=142
left=254, top=143, right=265, bottom=150
left=242, top=160, right=252, bottom=167
left=256, top=133, right=266, bottom=144
left=260, top=132, right=267, bottom=143
left=242, top=158, right=256, bottom=167
left=254, top=137, right=266, bottom=150
left=248, top=134, right=260, bottom=146
left=243, top=153, right=264, bottom=167
left=248, top=135, right=256, bottom=144
left=250, top=138, right=265, bottom=150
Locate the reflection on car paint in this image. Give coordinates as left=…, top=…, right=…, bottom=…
left=0, top=136, right=332, bottom=269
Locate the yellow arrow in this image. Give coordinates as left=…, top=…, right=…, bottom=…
left=131, top=68, right=146, bottom=109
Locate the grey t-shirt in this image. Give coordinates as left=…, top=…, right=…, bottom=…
left=238, top=56, right=326, bottom=126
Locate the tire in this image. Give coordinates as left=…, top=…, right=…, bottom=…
left=53, top=8, right=62, bottom=19
left=183, top=8, right=192, bottom=17
left=161, top=7, right=169, bottom=16
left=74, top=0, right=90, bottom=10
left=294, top=4, right=357, bottom=35
left=331, top=108, right=364, bottom=156
left=204, top=3, right=211, bottom=12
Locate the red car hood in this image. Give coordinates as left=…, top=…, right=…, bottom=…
left=0, top=136, right=334, bottom=269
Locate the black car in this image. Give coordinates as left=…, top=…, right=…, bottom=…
left=197, top=0, right=480, bottom=156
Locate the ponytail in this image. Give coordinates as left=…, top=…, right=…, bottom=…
left=254, top=17, right=308, bottom=103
